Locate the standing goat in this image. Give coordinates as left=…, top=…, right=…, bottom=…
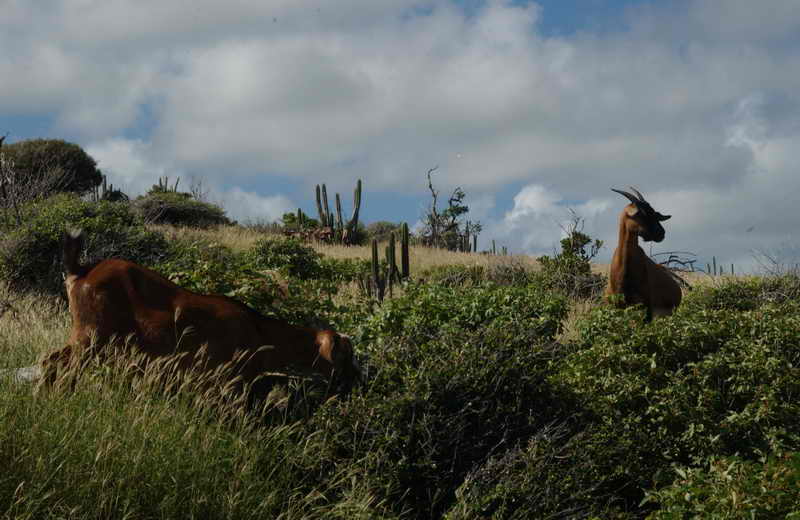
left=605, top=187, right=681, bottom=320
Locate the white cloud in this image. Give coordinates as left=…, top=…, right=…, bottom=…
left=488, top=184, right=611, bottom=256
left=87, top=138, right=170, bottom=196
left=215, top=187, right=294, bottom=224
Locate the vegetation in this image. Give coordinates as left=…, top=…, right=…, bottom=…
left=537, top=211, right=605, bottom=297
left=0, top=193, right=168, bottom=294
left=0, top=143, right=797, bottom=517
left=0, top=138, right=103, bottom=199
left=133, top=177, right=232, bottom=228
left=420, top=166, right=481, bottom=251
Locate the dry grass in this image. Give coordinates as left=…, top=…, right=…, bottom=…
left=315, top=241, right=542, bottom=273
left=0, top=282, right=70, bottom=368
left=151, top=223, right=543, bottom=274
left=148, top=223, right=267, bottom=253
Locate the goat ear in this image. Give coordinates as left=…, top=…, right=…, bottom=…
left=657, top=213, right=671, bottom=221
left=625, top=205, right=639, bottom=217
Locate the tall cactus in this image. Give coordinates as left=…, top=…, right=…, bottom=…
left=314, top=179, right=362, bottom=244
left=401, top=222, right=410, bottom=279
left=371, top=239, right=386, bottom=301
left=315, top=185, right=326, bottom=224
left=385, top=235, right=395, bottom=298
left=335, top=193, right=344, bottom=241
left=321, top=185, right=331, bottom=225
left=344, top=179, right=362, bottom=244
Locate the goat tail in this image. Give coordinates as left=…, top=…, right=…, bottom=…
left=62, top=227, right=85, bottom=276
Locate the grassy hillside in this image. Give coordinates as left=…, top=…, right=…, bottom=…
left=2, top=217, right=799, bottom=519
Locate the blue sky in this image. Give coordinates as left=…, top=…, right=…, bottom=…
left=2, top=0, right=800, bottom=271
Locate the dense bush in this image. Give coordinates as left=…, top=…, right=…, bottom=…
left=645, top=452, right=800, bottom=518
left=537, top=226, right=605, bottom=297
left=358, top=281, right=568, bottom=346
left=300, top=284, right=574, bottom=518
left=246, top=236, right=323, bottom=279
left=365, top=221, right=403, bottom=242
left=446, top=424, right=630, bottom=519
left=550, top=293, right=800, bottom=511
left=133, top=191, right=232, bottom=228
left=0, top=138, right=102, bottom=197
left=418, top=264, right=487, bottom=287
left=681, top=273, right=800, bottom=312
left=154, top=238, right=279, bottom=308
left=0, top=194, right=168, bottom=294
left=154, top=236, right=364, bottom=330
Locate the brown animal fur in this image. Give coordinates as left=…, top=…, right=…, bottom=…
left=605, top=188, right=682, bottom=320
left=43, top=229, right=361, bottom=393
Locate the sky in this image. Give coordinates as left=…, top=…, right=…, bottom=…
left=2, top=0, right=800, bottom=272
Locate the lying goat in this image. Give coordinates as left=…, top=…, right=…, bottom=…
left=34, top=229, right=361, bottom=394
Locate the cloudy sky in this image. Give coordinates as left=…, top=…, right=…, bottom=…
left=3, top=0, right=800, bottom=272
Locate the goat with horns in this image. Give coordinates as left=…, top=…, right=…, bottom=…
left=29, top=229, right=363, bottom=394
left=605, top=187, right=682, bottom=320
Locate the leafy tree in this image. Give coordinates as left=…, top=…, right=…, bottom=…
left=420, top=166, right=482, bottom=251
left=0, top=138, right=102, bottom=197
left=365, top=221, right=403, bottom=242
left=537, top=210, right=604, bottom=297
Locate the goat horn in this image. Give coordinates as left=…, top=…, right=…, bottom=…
left=611, top=188, right=640, bottom=206
left=628, top=186, right=646, bottom=202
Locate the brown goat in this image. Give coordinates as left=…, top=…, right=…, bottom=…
left=605, top=187, right=682, bottom=320
left=41, top=229, right=361, bottom=393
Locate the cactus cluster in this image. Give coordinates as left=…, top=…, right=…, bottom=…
left=361, top=222, right=411, bottom=302
left=92, top=174, right=129, bottom=202
left=155, top=176, right=180, bottom=193
left=314, top=179, right=362, bottom=244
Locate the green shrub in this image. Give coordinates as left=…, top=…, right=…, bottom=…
left=418, top=264, right=486, bottom=287
left=247, top=236, right=323, bottom=279
left=306, top=324, right=573, bottom=518
left=271, top=281, right=571, bottom=518
left=447, top=424, right=634, bottom=519
left=553, top=295, right=800, bottom=510
left=358, top=281, right=568, bottom=345
left=318, top=256, right=371, bottom=284
left=133, top=191, right=232, bottom=228
left=0, top=138, right=102, bottom=197
left=645, top=452, right=800, bottom=518
left=155, top=237, right=359, bottom=329
left=365, top=221, right=403, bottom=242
left=0, top=194, right=168, bottom=294
left=682, top=274, right=800, bottom=312
left=537, top=226, right=605, bottom=298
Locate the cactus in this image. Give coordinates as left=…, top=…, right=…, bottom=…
left=315, top=185, right=326, bottom=224
left=472, top=234, right=477, bottom=253
left=371, top=239, right=386, bottom=301
left=157, top=176, right=180, bottom=193
left=401, top=222, right=410, bottom=279
left=92, top=173, right=128, bottom=202
left=492, top=240, right=496, bottom=255
left=313, top=179, right=363, bottom=244
left=335, top=193, right=344, bottom=241
left=344, top=179, right=362, bottom=244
